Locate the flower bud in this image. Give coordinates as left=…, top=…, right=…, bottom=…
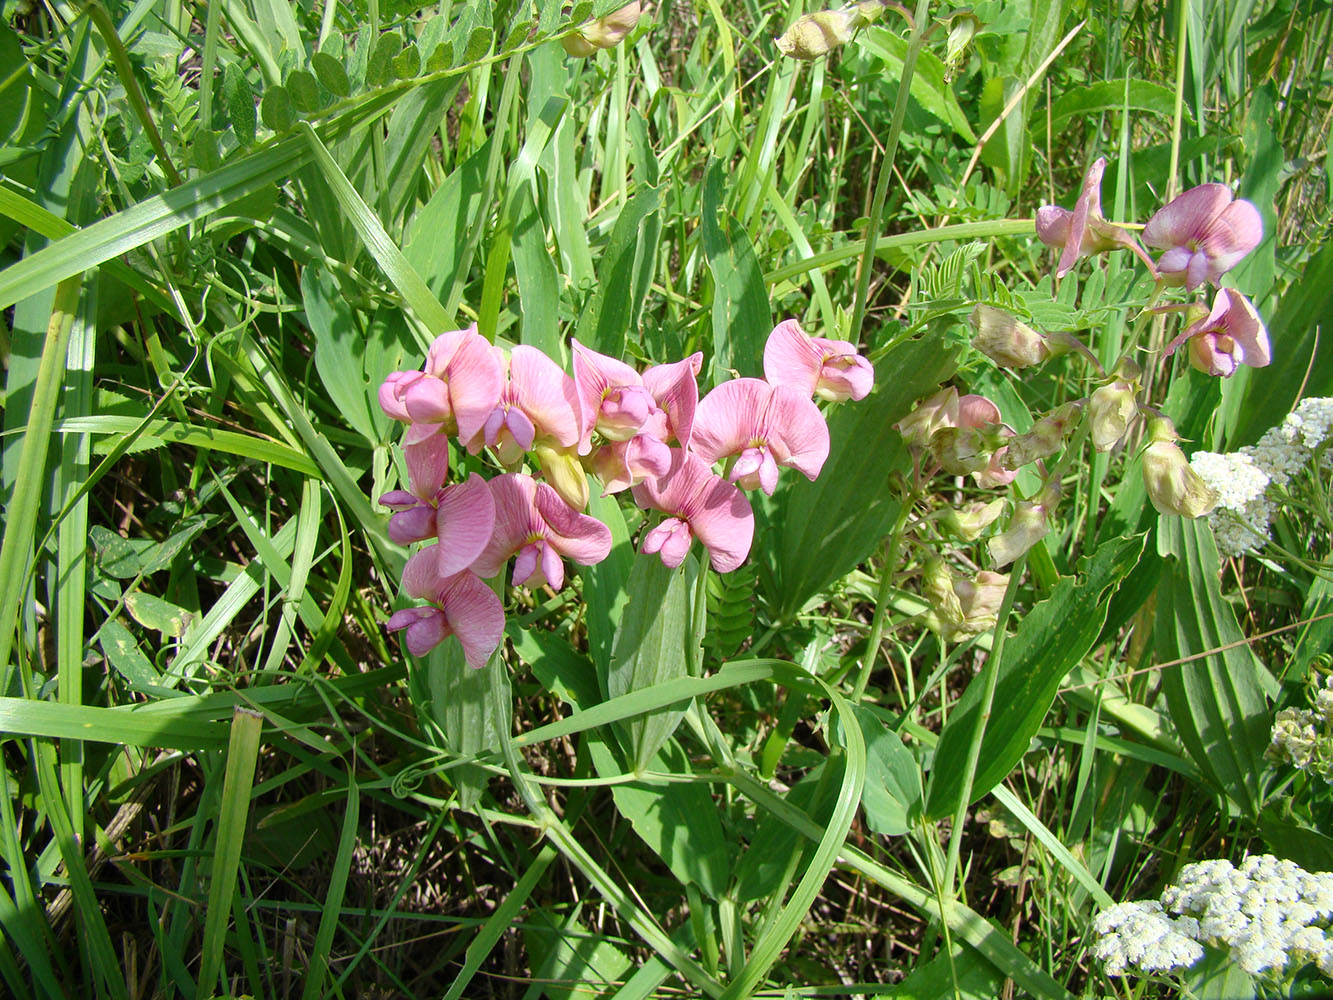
left=1142, top=418, right=1217, bottom=518
left=988, top=486, right=1059, bottom=567
left=536, top=443, right=590, bottom=512
left=1089, top=371, right=1139, bottom=452
left=1001, top=401, right=1084, bottom=469
left=970, top=305, right=1049, bottom=369
left=923, top=560, right=1009, bottom=641
left=895, top=387, right=959, bottom=448
left=775, top=1, right=884, bottom=59
left=942, top=498, right=1006, bottom=540
left=942, top=10, right=980, bottom=80
left=931, top=425, right=994, bottom=476
left=562, top=2, right=642, bottom=57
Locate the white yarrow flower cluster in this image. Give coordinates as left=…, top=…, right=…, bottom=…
left=1268, top=675, right=1333, bottom=780
left=1092, top=855, right=1333, bottom=982
left=1190, top=397, right=1333, bottom=557
left=1091, top=900, right=1203, bottom=975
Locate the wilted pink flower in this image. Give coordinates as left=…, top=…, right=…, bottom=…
left=632, top=449, right=754, bottom=572
left=690, top=378, right=830, bottom=495
left=467, top=345, right=580, bottom=465
left=472, top=473, right=612, bottom=590
left=896, top=387, right=962, bottom=448
left=378, top=325, right=504, bottom=444
left=1142, top=418, right=1216, bottom=518
left=1143, top=184, right=1262, bottom=291
left=763, top=319, right=874, bottom=401
left=1165, top=288, right=1270, bottom=378
left=386, top=551, right=505, bottom=668
left=1035, top=158, right=1157, bottom=278
left=562, top=1, right=641, bottom=57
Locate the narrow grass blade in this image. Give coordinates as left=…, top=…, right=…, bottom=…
left=195, top=706, right=264, bottom=1000
left=300, top=770, right=362, bottom=1000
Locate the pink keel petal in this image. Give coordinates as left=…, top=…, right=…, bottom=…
left=387, top=607, right=451, bottom=657
left=540, top=542, right=565, bottom=591
left=388, top=504, right=438, bottom=545
left=642, top=518, right=694, bottom=569
left=402, top=377, right=454, bottom=424
left=513, top=543, right=541, bottom=587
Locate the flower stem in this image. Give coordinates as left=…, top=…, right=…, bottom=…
left=941, top=555, right=1027, bottom=896
left=851, top=497, right=914, bottom=702
left=848, top=0, right=932, bottom=342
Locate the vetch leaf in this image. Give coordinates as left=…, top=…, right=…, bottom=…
left=125, top=592, right=193, bottom=638
left=310, top=52, right=350, bottom=97
left=260, top=86, right=296, bottom=133
left=223, top=62, right=256, bottom=145
left=849, top=705, right=922, bottom=836
left=98, top=619, right=163, bottom=691
left=286, top=70, right=321, bottom=113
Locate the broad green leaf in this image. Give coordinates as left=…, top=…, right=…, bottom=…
left=98, top=618, right=164, bottom=691
left=758, top=327, right=959, bottom=620
left=589, top=738, right=732, bottom=899
left=850, top=705, right=922, bottom=837
left=511, top=186, right=562, bottom=358
left=702, top=159, right=770, bottom=385
left=0, top=24, right=33, bottom=146
left=1157, top=518, right=1270, bottom=816
left=125, top=592, right=193, bottom=638
left=524, top=907, right=632, bottom=1000
left=572, top=185, right=662, bottom=360
left=223, top=61, right=256, bottom=145
left=926, top=533, right=1145, bottom=819
left=509, top=626, right=603, bottom=713
left=1032, top=78, right=1180, bottom=139
left=286, top=70, right=321, bottom=113
left=859, top=28, right=978, bottom=143
left=260, top=85, right=296, bottom=133
left=411, top=639, right=510, bottom=810
left=365, top=33, right=402, bottom=88
left=734, top=759, right=841, bottom=902
left=383, top=77, right=463, bottom=226
left=310, top=52, right=349, bottom=97
left=581, top=489, right=635, bottom=695
left=886, top=945, right=1004, bottom=999
left=1230, top=242, right=1333, bottom=446
left=606, top=552, right=702, bottom=770
left=302, top=264, right=387, bottom=444
left=404, top=137, right=491, bottom=299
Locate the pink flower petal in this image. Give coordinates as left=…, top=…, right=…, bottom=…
left=435, top=473, right=497, bottom=576
left=642, top=353, right=703, bottom=448
left=765, top=384, right=830, bottom=481
left=387, top=606, right=450, bottom=657
left=472, top=473, right=539, bottom=578
left=1057, top=157, right=1107, bottom=277
left=633, top=449, right=754, bottom=572
left=532, top=481, right=612, bottom=566
left=573, top=340, right=644, bottom=451
left=763, top=318, right=824, bottom=397
left=510, top=345, right=581, bottom=448
left=403, top=376, right=454, bottom=424
left=403, top=432, right=451, bottom=500
left=402, top=546, right=447, bottom=600
left=1143, top=183, right=1233, bottom=250
left=445, top=332, right=506, bottom=443
left=438, top=571, right=505, bottom=669
left=387, top=504, right=437, bottom=545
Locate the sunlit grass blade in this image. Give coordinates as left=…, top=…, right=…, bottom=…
left=195, top=706, right=264, bottom=1000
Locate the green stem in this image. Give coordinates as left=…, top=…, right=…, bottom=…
left=941, top=555, right=1027, bottom=895
left=851, top=497, right=914, bottom=701
left=1167, top=0, right=1189, bottom=199
left=848, top=0, right=932, bottom=341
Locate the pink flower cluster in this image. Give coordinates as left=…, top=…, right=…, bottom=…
left=377, top=319, right=873, bottom=668
left=1037, top=158, right=1270, bottom=378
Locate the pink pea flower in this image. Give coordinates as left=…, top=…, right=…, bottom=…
left=690, top=378, right=830, bottom=495
left=1165, top=288, right=1270, bottom=378
left=472, top=473, right=612, bottom=590
left=1035, top=157, right=1157, bottom=278
left=572, top=340, right=660, bottom=449
left=378, top=324, right=504, bottom=444
left=641, top=352, right=704, bottom=448
left=1143, top=184, right=1263, bottom=291
left=632, top=449, right=755, bottom=573
left=386, top=550, right=505, bottom=668
left=588, top=409, right=674, bottom=494
left=467, top=345, right=581, bottom=466
left=378, top=437, right=496, bottom=576
left=763, top=319, right=874, bottom=401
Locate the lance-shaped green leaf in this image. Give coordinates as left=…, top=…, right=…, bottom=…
left=606, top=552, right=702, bottom=771
left=702, top=159, right=771, bottom=385
left=1157, top=517, right=1270, bottom=816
